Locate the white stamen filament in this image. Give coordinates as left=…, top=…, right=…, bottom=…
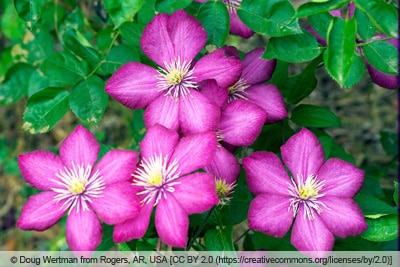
left=156, top=58, right=197, bottom=101
left=52, top=162, right=105, bottom=214
left=228, top=78, right=250, bottom=102
left=133, top=154, right=181, bottom=206
left=287, top=174, right=329, bottom=220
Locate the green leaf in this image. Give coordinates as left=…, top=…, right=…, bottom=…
left=69, top=76, right=108, bottom=125
left=281, top=55, right=322, bottom=104
left=28, top=69, right=50, bottom=96
left=41, top=52, right=88, bottom=87
left=204, top=226, right=235, bottom=251
left=138, top=0, right=156, bottom=24
left=62, top=28, right=100, bottom=66
left=22, top=27, right=54, bottom=65
left=394, top=181, right=398, bottom=206
left=380, top=131, right=398, bottom=156
left=342, top=53, right=365, bottom=89
left=156, top=0, right=192, bottom=14
left=296, top=0, right=349, bottom=17
left=308, top=12, right=333, bottom=42
left=0, top=63, right=35, bottom=105
left=264, top=31, right=321, bottom=63
left=98, top=44, right=140, bottom=75
left=291, top=104, right=341, bottom=128
left=363, top=41, right=398, bottom=75
left=22, top=87, right=69, bottom=134
left=14, top=0, right=45, bottom=27
left=103, top=0, right=145, bottom=28
left=96, top=224, right=115, bottom=251
left=1, top=3, right=26, bottom=39
left=354, top=0, right=398, bottom=38
left=238, top=0, right=302, bottom=37
left=197, top=1, right=229, bottom=47
left=354, top=7, right=376, bottom=40
left=323, top=17, right=357, bottom=86
left=361, top=215, right=398, bottom=242
left=120, top=22, right=145, bottom=48
left=355, top=193, right=397, bottom=217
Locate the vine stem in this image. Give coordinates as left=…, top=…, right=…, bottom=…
left=186, top=206, right=216, bottom=251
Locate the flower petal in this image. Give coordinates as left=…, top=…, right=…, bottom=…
left=204, top=146, right=240, bottom=184
left=17, top=191, right=65, bottom=231
left=93, top=149, right=138, bottom=185
left=246, top=84, right=287, bottom=123
left=113, top=199, right=155, bottom=243
left=105, top=62, right=161, bottom=109
left=243, top=151, right=291, bottom=195
left=18, top=151, right=64, bottom=191
left=59, top=125, right=100, bottom=169
left=319, top=196, right=368, bottom=238
left=66, top=208, right=102, bottom=251
left=291, top=206, right=334, bottom=255
left=193, top=47, right=242, bottom=88
left=171, top=131, right=218, bottom=175
left=228, top=9, right=254, bottom=38
left=248, top=194, right=293, bottom=238
left=139, top=124, right=179, bottom=159
left=317, top=158, right=364, bottom=198
left=168, top=10, right=207, bottom=62
left=366, top=64, right=399, bottom=89
left=199, top=79, right=229, bottom=108
left=173, top=172, right=218, bottom=214
left=179, top=89, right=220, bottom=135
left=155, top=196, right=189, bottom=248
left=242, top=48, right=276, bottom=85
left=281, top=128, right=324, bottom=179
left=219, top=99, right=267, bottom=146
left=90, top=182, right=140, bottom=225
left=143, top=95, right=180, bottom=132
left=140, top=13, right=175, bottom=68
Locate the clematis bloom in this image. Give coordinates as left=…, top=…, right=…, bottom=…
left=113, top=124, right=219, bottom=248
left=105, top=10, right=241, bottom=135
left=17, top=125, right=140, bottom=251
left=204, top=98, right=267, bottom=193
left=226, top=47, right=287, bottom=123
left=243, top=128, right=367, bottom=256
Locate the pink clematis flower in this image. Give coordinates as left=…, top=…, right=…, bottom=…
left=225, top=47, right=287, bottom=124
left=17, top=125, right=141, bottom=251
left=243, top=128, right=367, bottom=256
left=105, top=10, right=241, bottom=135
left=113, top=124, right=219, bottom=248
left=205, top=96, right=267, bottom=197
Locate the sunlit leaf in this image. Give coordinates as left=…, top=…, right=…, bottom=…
left=23, top=87, right=69, bottom=134
left=69, top=76, right=108, bottom=125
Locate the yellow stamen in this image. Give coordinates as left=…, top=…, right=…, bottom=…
left=68, top=178, right=86, bottom=194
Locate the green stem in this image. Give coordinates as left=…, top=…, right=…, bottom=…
left=186, top=206, right=216, bottom=251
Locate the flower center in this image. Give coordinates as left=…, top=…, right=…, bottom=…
left=52, top=162, right=105, bottom=213
left=68, top=178, right=86, bottom=194
left=287, top=174, right=328, bottom=220
left=133, top=154, right=181, bottom=205
left=157, top=58, right=197, bottom=100
left=228, top=78, right=250, bottom=102
left=215, top=178, right=236, bottom=205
